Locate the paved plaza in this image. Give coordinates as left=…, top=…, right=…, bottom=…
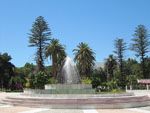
left=0, top=92, right=150, bottom=113
left=0, top=105, right=150, bottom=113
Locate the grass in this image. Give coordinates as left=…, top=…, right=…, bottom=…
left=95, top=89, right=125, bottom=94
left=0, top=88, right=23, bottom=92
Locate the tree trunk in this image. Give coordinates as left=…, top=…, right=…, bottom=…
left=52, top=54, right=57, bottom=77
left=36, top=38, right=44, bottom=72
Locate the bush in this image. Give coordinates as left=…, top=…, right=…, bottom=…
left=47, top=77, right=58, bottom=84
left=28, top=71, right=48, bottom=89
left=111, top=89, right=124, bottom=93
left=9, top=76, right=23, bottom=91
left=33, top=71, right=48, bottom=89
left=106, top=79, right=118, bottom=91
left=91, top=68, right=106, bottom=88
left=25, top=78, right=30, bottom=88
left=28, top=73, right=35, bottom=88
left=81, top=77, right=92, bottom=84
left=126, top=74, right=138, bottom=86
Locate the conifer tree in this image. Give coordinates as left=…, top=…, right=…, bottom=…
left=29, top=16, right=51, bottom=72
left=131, top=25, right=150, bottom=78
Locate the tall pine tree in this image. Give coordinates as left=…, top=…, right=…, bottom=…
left=131, top=25, right=150, bottom=78
left=29, top=16, right=51, bottom=72
left=114, top=38, right=126, bottom=88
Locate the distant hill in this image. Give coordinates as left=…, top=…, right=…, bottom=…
left=94, top=62, right=104, bottom=69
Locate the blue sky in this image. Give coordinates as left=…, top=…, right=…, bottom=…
left=0, top=0, right=150, bottom=67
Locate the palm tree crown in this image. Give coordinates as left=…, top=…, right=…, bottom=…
left=73, top=42, right=95, bottom=78
left=104, top=54, right=117, bottom=81
left=45, top=38, right=66, bottom=77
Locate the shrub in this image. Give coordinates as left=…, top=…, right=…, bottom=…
left=81, top=77, right=92, bottom=84
left=33, top=71, right=48, bottom=89
left=106, top=79, right=118, bottom=91
left=28, top=73, right=35, bottom=88
left=47, top=77, right=58, bottom=84
left=9, top=76, right=23, bottom=91
left=28, top=71, right=48, bottom=89
left=91, top=68, right=105, bottom=88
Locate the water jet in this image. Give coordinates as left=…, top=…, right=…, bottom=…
left=44, top=56, right=94, bottom=94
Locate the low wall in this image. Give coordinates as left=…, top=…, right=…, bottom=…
left=45, top=84, right=92, bottom=89
left=24, top=88, right=134, bottom=96
left=3, top=95, right=150, bottom=109
left=126, top=90, right=150, bottom=96
left=24, top=88, right=95, bottom=94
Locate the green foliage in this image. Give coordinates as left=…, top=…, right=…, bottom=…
left=130, top=25, right=150, bottom=78
left=22, top=63, right=35, bottom=77
left=124, top=58, right=141, bottom=86
left=81, top=78, right=92, bottom=84
left=91, top=68, right=106, bottom=88
left=106, top=79, right=119, bottom=91
left=111, top=89, right=124, bottom=93
left=25, top=78, right=30, bottom=88
left=131, top=25, right=149, bottom=58
left=73, top=42, right=95, bottom=77
left=29, top=71, right=48, bottom=89
left=0, top=53, right=15, bottom=89
left=114, top=38, right=126, bottom=88
left=109, top=68, right=120, bottom=88
left=104, top=54, right=117, bottom=81
left=15, top=63, right=35, bottom=88
left=9, top=76, right=23, bottom=91
left=45, top=66, right=52, bottom=75
left=34, top=71, right=48, bottom=89
left=145, top=57, right=150, bottom=78
left=47, top=77, right=58, bottom=84
left=28, top=73, right=35, bottom=88
left=126, top=75, right=138, bottom=86
left=45, top=38, right=66, bottom=77
left=29, top=16, right=51, bottom=72
left=124, top=58, right=141, bottom=77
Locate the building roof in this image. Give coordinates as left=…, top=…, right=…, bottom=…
left=137, top=79, right=150, bottom=84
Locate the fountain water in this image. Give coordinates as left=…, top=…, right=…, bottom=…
left=44, top=56, right=94, bottom=94
left=58, top=56, right=81, bottom=84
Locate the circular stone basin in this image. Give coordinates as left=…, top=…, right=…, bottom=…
left=19, top=84, right=150, bottom=109
left=2, top=94, right=150, bottom=109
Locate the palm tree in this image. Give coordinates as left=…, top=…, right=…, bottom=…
left=104, top=54, right=117, bottom=81
left=73, top=42, right=95, bottom=78
left=45, top=38, right=66, bottom=77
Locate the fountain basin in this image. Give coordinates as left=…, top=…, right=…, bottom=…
left=45, top=84, right=92, bottom=89
left=2, top=94, right=150, bottom=109
left=24, top=84, right=95, bottom=94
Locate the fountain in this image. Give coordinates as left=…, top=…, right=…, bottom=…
left=3, top=56, right=150, bottom=109
left=57, top=56, right=81, bottom=84
left=44, top=56, right=94, bottom=94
